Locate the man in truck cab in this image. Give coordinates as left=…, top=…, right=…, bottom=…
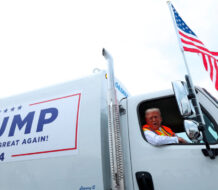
left=142, top=108, right=187, bottom=145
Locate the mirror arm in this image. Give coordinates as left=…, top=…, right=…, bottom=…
left=185, top=75, right=215, bottom=159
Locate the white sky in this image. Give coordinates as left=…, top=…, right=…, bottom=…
left=0, top=0, right=217, bottom=98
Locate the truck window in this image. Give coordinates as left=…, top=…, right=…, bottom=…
left=202, top=111, right=218, bottom=143
left=138, top=96, right=218, bottom=144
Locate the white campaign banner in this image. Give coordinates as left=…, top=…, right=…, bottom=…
left=0, top=92, right=81, bottom=162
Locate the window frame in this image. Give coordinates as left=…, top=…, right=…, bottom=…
left=137, top=95, right=218, bottom=145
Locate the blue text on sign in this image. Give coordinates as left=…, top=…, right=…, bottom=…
left=0, top=107, right=58, bottom=137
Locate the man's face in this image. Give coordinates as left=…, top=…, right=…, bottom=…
left=145, top=111, right=162, bottom=130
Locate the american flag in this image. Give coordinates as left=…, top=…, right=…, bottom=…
left=171, top=4, right=218, bottom=90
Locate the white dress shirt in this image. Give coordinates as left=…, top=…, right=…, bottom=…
left=144, top=128, right=179, bottom=146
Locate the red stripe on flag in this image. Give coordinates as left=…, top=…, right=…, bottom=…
left=183, top=47, right=198, bottom=53
left=183, top=47, right=200, bottom=53
left=214, top=59, right=218, bottom=90
left=208, top=56, right=214, bottom=80
left=201, top=53, right=208, bottom=71
left=181, top=39, right=212, bottom=55
left=183, top=47, right=217, bottom=61
left=179, top=31, right=203, bottom=45
left=211, top=52, right=218, bottom=56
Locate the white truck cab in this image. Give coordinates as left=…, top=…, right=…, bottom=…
left=121, top=87, right=218, bottom=190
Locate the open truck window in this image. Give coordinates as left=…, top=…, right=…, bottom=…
left=138, top=95, right=218, bottom=144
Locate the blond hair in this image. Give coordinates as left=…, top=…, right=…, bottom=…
left=145, top=108, right=161, bottom=116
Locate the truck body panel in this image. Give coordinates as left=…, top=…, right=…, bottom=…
left=0, top=71, right=116, bottom=190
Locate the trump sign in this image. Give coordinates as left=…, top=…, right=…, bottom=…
left=0, top=93, right=81, bottom=162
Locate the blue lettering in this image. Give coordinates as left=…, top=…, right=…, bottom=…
left=21, top=136, right=48, bottom=145
left=9, top=112, right=35, bottom=137
left=37, top=108, right=58, bottom=132
left=27, top=138, right=32, bottom=144
left=115, top=82, right=128, bottom=97
left=0, top=107, right=58, bottom=137
left=32, top=137, right=37, bottom=143
left=11, top=141, right=15, bottom=146
left=40, top=136, right=46, bottom=141
left=22, top=139, right=26, bottom=145
left=0, top=117, right=9, bottom=136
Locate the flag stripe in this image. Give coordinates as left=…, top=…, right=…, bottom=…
left=181, top=38, right=212, bottom=56
left=201, top=53, right=208, bottom=71
left=214, top=60, right=218, bottom=90
left=179, top=31, right=204, bottom=45
left=212, top=52, right=218, bottom=56
left=183, top=47, right=213, bottom=59
left=208, top=56, right=214, bottom=80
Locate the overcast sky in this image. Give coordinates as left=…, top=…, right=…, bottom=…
left=0, top=0, right=217, bottom=98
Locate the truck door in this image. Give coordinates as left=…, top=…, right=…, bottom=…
left=126, top=91, right=218, bottom=190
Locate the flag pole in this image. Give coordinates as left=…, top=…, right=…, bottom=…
left=167, top=1, right=193, bottom=82
left=167, top=1, right=205, bottom=125
left=167, top=1, right=215, bottom=159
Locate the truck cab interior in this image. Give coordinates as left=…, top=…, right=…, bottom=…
left=137, top=95, right=218, bottom=144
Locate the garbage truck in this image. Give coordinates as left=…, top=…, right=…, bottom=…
left=0, top=49, right=217, bottom=190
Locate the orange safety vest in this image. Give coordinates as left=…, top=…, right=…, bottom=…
left=142, top=124, right=175, bottom=137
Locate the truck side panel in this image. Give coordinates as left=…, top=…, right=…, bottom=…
left=0, top=72, right=110, bottom=190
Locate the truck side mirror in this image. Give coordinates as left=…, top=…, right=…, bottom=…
left=172, top=81, right=192, bottom=117
left=184, top=120, right=202, bottom=143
